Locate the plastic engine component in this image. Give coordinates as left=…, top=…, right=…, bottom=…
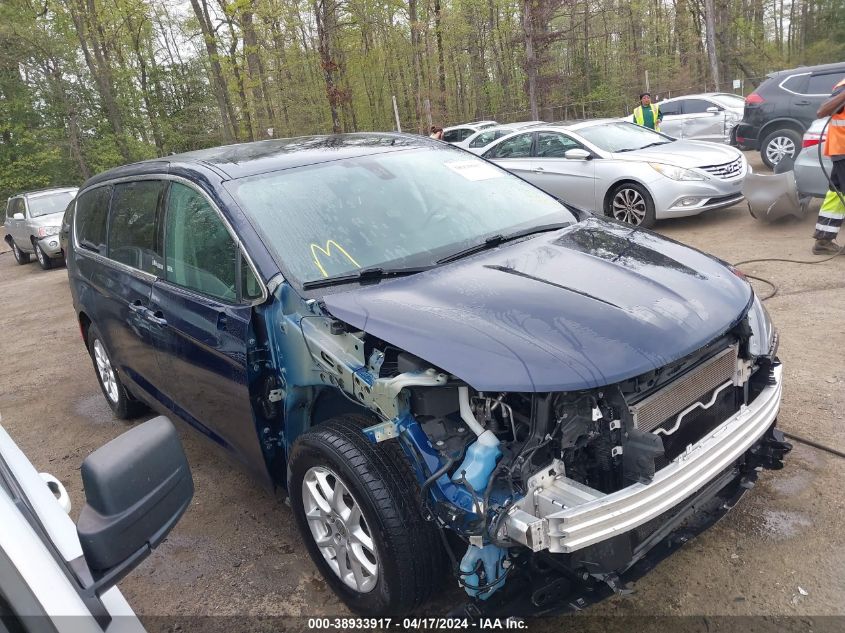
left=459, top=543, right=507, bottom=600
left=452, top=430, right=501, bottom=492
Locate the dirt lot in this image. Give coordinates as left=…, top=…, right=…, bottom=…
left=1, top=152, right=844, bottom=628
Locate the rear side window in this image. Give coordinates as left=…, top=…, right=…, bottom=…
left=657, top=100, right=681, bottom=116
left=780, top=74, right=808, bottom=94
left=442, top=129, right=461, bottom=142
left=683, top=99, right=717, bottom=114
left=6, top=198, right=23, bottom=219
left=109, top=180, right=167, bottom=275
left=165, top=182, right=237, bottom=302
left=485, top=132, right=534, bottom=159
left=807, top=72, right=845, bottom=95
left=75, top=186, right=112, bottom=255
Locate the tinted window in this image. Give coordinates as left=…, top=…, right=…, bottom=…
left=165, top=182, right=237, bottom=302
left=109, top=180, right=166, bottom=274
left=485, top=133, right=533, bottom=158
left=781, top=74, right=808, bottom=94
left=7, top=198, right=24, bottom=219
left=684, top=99, right=718, bottom=114
left=442, top=129, right=461, bottom=142
left=75, top=186, right=112, bottom=255
left=807, top=72, right=845, bottom=95
left=535, top=132, right=583, bottom=158
left=657, top=100, right=681, bottom=116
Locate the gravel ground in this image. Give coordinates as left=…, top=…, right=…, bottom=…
left=1, top=151, right=843, bottom=629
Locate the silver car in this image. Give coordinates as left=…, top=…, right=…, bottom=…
left=454, top=121, right=546, bottom=154
left=794, top=117, right=833, bottom=199
left=4, top=187, right=78, bottom=269
left=656, top=93, right=745, bottom=144
left=482, top=120, right=746, bottom=227
left=442, top=120, right=498, bottom=143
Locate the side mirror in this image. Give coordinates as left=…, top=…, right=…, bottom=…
left=13, top=213, right=24, bottom=220
left=564, top=148, right=592, bottom=160
left=706, top=106, right=722, bottom=114
left=76, top=416, right=193, bottom=594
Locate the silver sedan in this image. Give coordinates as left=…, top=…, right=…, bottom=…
left=481, top=120, right=747, bottom=227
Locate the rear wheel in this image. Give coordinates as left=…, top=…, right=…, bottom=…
left=11, top=242, right=30, bottom=265
left=606, top=182, right=656, bottom=228
left=288, top=415, right=447, bottom=616
left=760, top=129, right=801, bottom=170
left=86, top=324, right=147, bottom=419
left=34, top=242, right=53, bottom=270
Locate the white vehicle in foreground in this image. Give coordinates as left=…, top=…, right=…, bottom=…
left=0, top=417, right=192, bottom=633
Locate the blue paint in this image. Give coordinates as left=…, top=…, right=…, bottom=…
left=460, top=544, right=508, bottom=599
left=452, top=431, right=501, bottom=494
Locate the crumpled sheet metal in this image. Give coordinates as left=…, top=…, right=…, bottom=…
left=742, top=170, right=808, bottom=222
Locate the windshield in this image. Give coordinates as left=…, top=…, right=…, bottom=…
left=28, top=190, right=76, bottom=218
left=227, top=146, right=574, bottom=285
left=710, top=94, right=745, bottom=109
left=577, top=122, right=671, bottom=152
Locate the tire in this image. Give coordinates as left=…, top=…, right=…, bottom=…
left=34, top=242, right=53, bottom=270
left=760, top=128, right=801, bottom=170
left=605, top=182, right=656, bottom=228
left=86, top=324, right=147, bottom=419
left=288, top=414, right=447, bottom=616
left=11, top=242, right=31, bottom=265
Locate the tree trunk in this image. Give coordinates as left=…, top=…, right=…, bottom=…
left=433, top=0, right=448, bottom=119
left=241, top=5, right=273, bottom=138
left=703, top=0, right=720, bottom=88
left=523, top=0, right=539, bottom=121
left=314, top=0, right=342, bottom=133
left=188, top=0, right=237, bottom=142
left=408, top=0, right=424, bottom=132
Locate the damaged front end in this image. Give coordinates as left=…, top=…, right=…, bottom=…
left=269, top=280, right=788, bottom=614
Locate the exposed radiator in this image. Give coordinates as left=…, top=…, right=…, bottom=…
left=630, top=345, right=738, bottom=433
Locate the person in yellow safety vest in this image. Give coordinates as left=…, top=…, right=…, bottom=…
left=632, top=93, right=662, bottom=132
left=812, top=77, right=845, bottom=255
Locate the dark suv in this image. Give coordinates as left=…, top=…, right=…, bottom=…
left=735, top=61, right=845, bottom=169
left=66, top=134, right=788, bottom=617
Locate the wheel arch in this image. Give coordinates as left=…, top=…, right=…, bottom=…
left=602, top=177, right=655, bottom=214
left=78, top=311, right=92, bottom=346
left=758, top=118, right=806, bottom=142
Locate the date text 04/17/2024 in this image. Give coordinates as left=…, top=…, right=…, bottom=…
left=306, top=618, right=527, bottom=630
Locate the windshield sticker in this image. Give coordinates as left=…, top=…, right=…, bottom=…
left=311, top=240, right=361, bottom=278
left=444, top=160, right=504, bottom=181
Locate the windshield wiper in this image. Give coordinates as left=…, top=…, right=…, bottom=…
left=640, top=141, right=672, bottom=149
left=617, top=141, right=671, bottom=153
left=302, top=265, right=433, bottom=290
left=436, top=222, right=571, bottom=265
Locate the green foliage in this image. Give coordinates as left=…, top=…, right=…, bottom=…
left=0, top=0, right=843, bottom=199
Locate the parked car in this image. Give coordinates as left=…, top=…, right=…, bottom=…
left=481, top=120, right=747, bottom=227
left=793, top=117, right=834, bottom=198
left=656, top=92, right=745, bottom=143
left=442, top=120, right=498, bottom=143
left=4, top=187, right=78, bottom=269
left=453, top=121, right=545, bottom=154
left=0, top=416, right=192, bottom=632
left=66, top=134, right=788, bottom=617
left=734, top=61, right=845, bottom=169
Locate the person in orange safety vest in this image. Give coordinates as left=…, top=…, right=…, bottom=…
left=812, top=77, right=845, bottom=255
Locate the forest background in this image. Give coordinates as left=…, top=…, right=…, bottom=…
left=1, top=0, right=843, bottom=199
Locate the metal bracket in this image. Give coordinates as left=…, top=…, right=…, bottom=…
left=362, top=420, right=399, bottom=443
left=267, top=389, right=284, bottom=403
left=609, top=419, right=621, bottom=431
left=611, top=446, right=623, bottom=457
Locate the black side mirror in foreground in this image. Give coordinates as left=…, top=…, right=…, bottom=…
left=76, top=416, right=193, bottom=594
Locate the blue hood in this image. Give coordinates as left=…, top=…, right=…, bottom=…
left=322, top=218, right=753, bottom=392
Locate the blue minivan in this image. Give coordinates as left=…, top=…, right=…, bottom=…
left=67, top=134, right=789, bottom=617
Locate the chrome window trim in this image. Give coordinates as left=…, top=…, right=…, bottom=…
left=74, top=174, right=269, bottom=306
left=776, top=71, right=833, bottom=96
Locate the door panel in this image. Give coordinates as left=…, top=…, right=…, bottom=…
left=530, top=132, right=596, bottom=210
left=656, top=101, right=684, bottom=138
left=680, top=99, right=725, bottom=142
left=486, top=131, right=537, bottom=181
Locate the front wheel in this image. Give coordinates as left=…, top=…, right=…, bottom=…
left=605, top=182, right=656, bottom=228
left=11, top=242, right=31, bottom=265
left=288, top=415, right=447, bottom=616
left=86, top=324, right=147, bottom=419
left=34, top=242, right=53, bottom=270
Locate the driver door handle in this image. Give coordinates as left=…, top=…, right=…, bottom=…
left=145, top=310, right=168, bottom=327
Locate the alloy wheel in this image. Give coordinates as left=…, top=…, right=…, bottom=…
left=765, top=135, right=796, bottom=165
left=612, top=188, right=647, bottom=225
left=93, top=339, right=120, bottom=404
left=302, top=466, right=379, bottom=593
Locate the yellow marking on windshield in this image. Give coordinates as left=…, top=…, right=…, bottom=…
left=311, top=240, right=361, bottom=277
